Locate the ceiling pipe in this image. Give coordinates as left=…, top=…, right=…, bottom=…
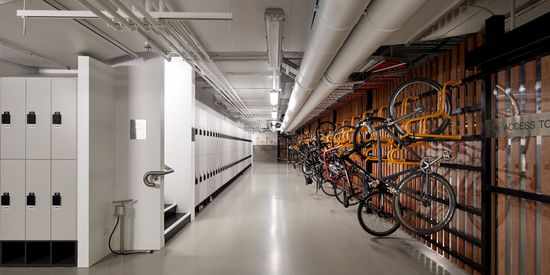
left=94, top=0, right=170, bottom=58
left=285, top=0, right=428, bottom=132
left=281, top=0, right=370, bottom=130
left=110, top=0, right=151, bottom=31
left=75, top=0, right=122, bottom=30
left=94, top=0, right=137, bottom=31
left=42, top=0, right=140, bottom=59
left=78, top=0, right=258, bottom=128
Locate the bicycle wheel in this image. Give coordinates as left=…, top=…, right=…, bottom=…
left=393, top=172, right=456, bottom=235
left=335, top=170, right=362, bottom=207
left=302, top=160, right=314, bottom=176
left=320, top=179, right=340, bottom=196
left=357, top=190, right=400, bottom=236
left=387, top=78, right=450, bottom=136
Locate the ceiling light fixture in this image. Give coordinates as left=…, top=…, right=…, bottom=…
left=270, top=90, right=279, bottom=105
left=265, top=8, right=284, bottom=70
left=271, top=109, right=278, bottom=119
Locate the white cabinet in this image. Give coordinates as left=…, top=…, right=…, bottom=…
left=51, top=78, right=77, bottom=159
left=0, top=160, right=26, bottom=240
left=1, top=78, right=26, bottom=159
left=26, top=78, right=51, bottom=160
left=25, top=160, right=51, bottom=240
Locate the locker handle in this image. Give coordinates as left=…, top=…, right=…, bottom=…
left=27, top=111, right=36, bottom=124
left=1, top=193, right=9, bottom=206
left=27, top=192, right=36, bottom=206
left=52, top=112, right=62, bottom=125
left=52, top=192, right=62, bottom=206
left=1, top=111, right=10, bottom=124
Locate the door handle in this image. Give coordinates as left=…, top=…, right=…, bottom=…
left=143, top=165, right=175, bottom=187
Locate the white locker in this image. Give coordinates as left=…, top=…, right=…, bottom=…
left=1, top=78, right=26, bottom=159
left=26, top=78, right=51, bottom=159
left=195, top=185, right=200, bottom=206
left=200, top=177, right=207, bottom=202
left=51, top=78, right=77, bottom=159
left=26, top=160, right=51, bottom=240
left=51, top=160, right=76, bottom=240
left=196, top=128, right=202, bottom=157
left=0, top=160, right=26, bottom=240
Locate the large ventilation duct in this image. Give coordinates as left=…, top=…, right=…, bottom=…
left=281, top=0, right=369, bottom=129
left=284, top=0, right=428, bottom=132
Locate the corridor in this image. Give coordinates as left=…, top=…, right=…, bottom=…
left=0, top=162, right=465, bottom=275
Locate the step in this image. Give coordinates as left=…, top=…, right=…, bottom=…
left=164, top=203, right=177, bottom=218
left=164, top=213, right=191, bottom=243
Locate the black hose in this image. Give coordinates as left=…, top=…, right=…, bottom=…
left=109, top=216, right=154, bottom=255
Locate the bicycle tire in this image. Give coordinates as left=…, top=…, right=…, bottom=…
left=357, top=190, right=400, bottom=237
left=320, top=179, right=340, bottom=197
left=387, top=78, right=450, bottom=136
left=334, top=170, right=361, bottom=207
left=393, top=172, right=456, bottom=235
left=301, top=161, right=314, bottom=176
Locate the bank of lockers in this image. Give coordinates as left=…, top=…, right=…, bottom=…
left=194, top=104, right=252, bottom=205
left=0, top=77, right=77, bottom=241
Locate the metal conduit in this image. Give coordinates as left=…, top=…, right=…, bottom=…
left=78, top=0, right=258, bottom=127
left=285, top=0, right=428, bottom=132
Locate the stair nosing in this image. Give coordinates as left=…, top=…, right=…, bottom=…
left=164, top=213, right=190, bottom=235
left=164, top=203, right=177, bottom=213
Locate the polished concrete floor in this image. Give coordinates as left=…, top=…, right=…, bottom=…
left=0, top=162, right=465, bottom=275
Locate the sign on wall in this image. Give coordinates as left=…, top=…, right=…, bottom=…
left=485, top=112, right=550, bottom=137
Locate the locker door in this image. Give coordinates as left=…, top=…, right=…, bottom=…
left=51, top=160, right=76, bottom=240
left=0, top=78, right=26, bottom=159
left=51, top=78, right=77, bottom=159
left=26, top=78, right=51, bottom=159
left=0, top=160, right=25, bottom=240
left=26, top=160, right=51, bottom=240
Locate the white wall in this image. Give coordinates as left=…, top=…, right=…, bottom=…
left=252, top=131, right=278, bottom=145
left=114, top=56, right=164, bottom=251
left=194, top=101, right=252, bottom=206
left=164, top=58, right=195, bottom=218
left=251, top=131, right=278, bottom=162
left=77, top=56, right=117, bottom=267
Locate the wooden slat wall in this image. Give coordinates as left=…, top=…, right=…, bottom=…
left=365, top=36, right=483, bottom=274
left=295, top=32, right=550, bottom=274
left=491, top=55, right=550, bottom=275
left=297, top=35, right=484, bottom=274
